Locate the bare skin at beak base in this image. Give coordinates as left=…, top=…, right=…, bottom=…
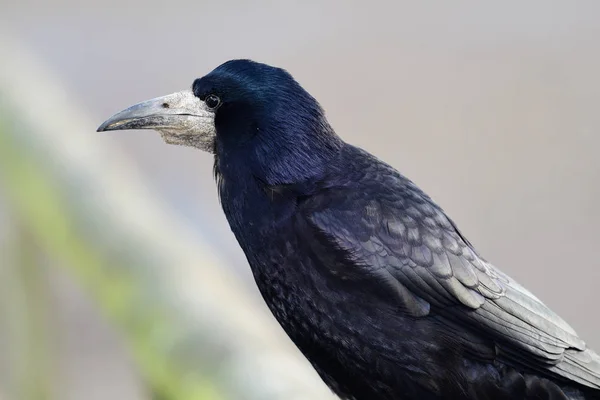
left=97, top=89, right=217, bottom=152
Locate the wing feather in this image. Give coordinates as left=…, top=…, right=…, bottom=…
left=303, top=163, right=600, bottom=389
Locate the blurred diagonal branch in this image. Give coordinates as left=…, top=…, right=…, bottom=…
left=14, top=224, right=54, bottom=400
left=0, top=216, right=55, bottom=400
left=0, top=38, right=335, bottom=400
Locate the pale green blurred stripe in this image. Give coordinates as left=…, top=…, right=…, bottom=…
left=0, top=219, right=53, bottom=400
left=0, top=116, right=222, bottom=400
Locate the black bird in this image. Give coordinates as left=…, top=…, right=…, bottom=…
left=98, top=60, right=600, bottom=400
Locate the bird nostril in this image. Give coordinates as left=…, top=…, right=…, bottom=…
left=161, top=102, right=170, bottom=109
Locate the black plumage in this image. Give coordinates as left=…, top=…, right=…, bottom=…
left=101, top=59, right=600, bottom=400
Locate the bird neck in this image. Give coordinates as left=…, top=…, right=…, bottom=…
left=213, top=138, right=344, bottom=251
left=213, top=154, right=281, bottom=233
left=251, top=123, right=343, bottom=186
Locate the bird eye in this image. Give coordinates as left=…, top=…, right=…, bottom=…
left=205, top=94, right=221, bottom=110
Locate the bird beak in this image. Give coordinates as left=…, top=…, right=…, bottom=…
left=97, top=89, right=216, bottom=152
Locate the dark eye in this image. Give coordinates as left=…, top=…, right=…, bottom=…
left=205, top=94, right=221, bottom=109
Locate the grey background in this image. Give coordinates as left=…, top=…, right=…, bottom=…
left=2, top=1, right=599, bottom=399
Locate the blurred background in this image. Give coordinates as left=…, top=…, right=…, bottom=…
left=1, top=1, right=599, bottom=399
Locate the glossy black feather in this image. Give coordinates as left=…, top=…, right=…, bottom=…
left=196, top=60, right=600, bottom=400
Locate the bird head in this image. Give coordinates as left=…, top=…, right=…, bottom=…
left=98, top=59, right=342, bottom=185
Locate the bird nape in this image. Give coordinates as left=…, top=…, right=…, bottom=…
left=98, top=59, right=600, bottom=400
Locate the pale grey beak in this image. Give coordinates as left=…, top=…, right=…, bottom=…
left=97, top=89, right=216, bottom=152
